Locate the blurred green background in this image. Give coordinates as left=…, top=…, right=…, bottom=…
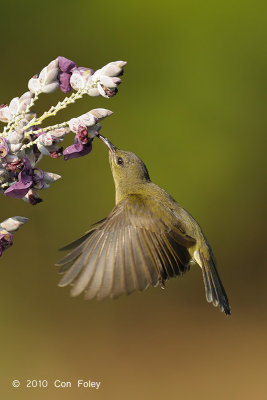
left=0, top=0, right=266, bottom=399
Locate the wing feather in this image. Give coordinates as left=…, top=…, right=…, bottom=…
left=59, top=230, right=104, bottom=290
left=71, top=231, right=108, bottom=297
left=56, top=194, right=195, bottom=299
left=84, top=231, right=112, bottom=300
left=96, top=219, right=119, bottom=300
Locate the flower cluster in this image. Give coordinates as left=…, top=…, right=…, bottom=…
left=0, top=56, right=126, bottom=257
left=0, top=216, right=28, bottom=256
left=0, top=56, right=126, bottom=203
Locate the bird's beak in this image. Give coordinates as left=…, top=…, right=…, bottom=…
left=97, top=134, right=117, bottom=153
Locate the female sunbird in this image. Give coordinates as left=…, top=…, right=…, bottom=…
left=56, top=135, right=230, bottom=315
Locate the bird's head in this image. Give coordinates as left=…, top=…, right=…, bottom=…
left=98, top=135, right=150, bottom=202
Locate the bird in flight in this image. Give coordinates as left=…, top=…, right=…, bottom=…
left=56, top=135, right=230, bottom=315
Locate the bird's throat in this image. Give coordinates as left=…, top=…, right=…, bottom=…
left=114, top=179, right=146, bottom=205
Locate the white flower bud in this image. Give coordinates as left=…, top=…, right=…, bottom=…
left=97, top=82, right=109, bottom=98
left=28, top=77, right=41, bottom=93
left=99, top=75, right=118, bottom=88
left=42, top=82, right=59, bottom=94
left=67, top=108, right=112, bottom=132
left=9, top=143, right=22, bottom=152
left=48, top=127, right=70, bottom=139
left=70, top=68, right=93, bottom=90
left=6, top=131, right=24, bottom=144
left=43, top=172, right=61, bottom=183
left=18, top=91, right=33, bottom=113
left=68, top=117, right=85, bottom=133
left=46, top=68, right=59, bottom=84
left=1, top=93, right=32, bottom=122
left=29, top=63, right=59, bottom=94
left=101, top=64, right=121, bottom=77
left=38, top=133, right=54, bottom=146
left=79, top=112, right=96, bottom=127
left=0, top=105, right=11, bottom=122
left=111, top=61, right=127, bottom=68
left=0, top=216, right=28, bottom=233
left=90, top=69, right=101, bottom=82
left=70, top=72, right=85, bottom=90
left=47, top=58, right=59, bottom=70
left=101, top=61, right=127, bottom=76
left=36, top=133, right=55, bottom=155
left=19, top=91, right=32, bottom=102
left=89, top=108, right=113, bottom=121
left=9, top=97, right=20, bottom=116
left=39, top=67, right=48, bottom=85
left=87, top=87, right=100, bottom=97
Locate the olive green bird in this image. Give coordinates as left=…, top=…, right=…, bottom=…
left=56, top=135, right=230, bottom=315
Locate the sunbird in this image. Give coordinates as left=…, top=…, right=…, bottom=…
left=56, top=135, right=230, bottom=315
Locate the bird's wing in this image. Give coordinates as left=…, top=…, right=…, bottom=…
left=56, top=194, right=196, bottom=300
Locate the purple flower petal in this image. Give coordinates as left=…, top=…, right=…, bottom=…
left=0, top=136, right=7, bottom=146
left=19, top=157, right=34, bottom=181
left=21, top=157, right=32, bottom=170
left=33, top=168, right=44, bottom=180
left=0, top=144, right=8, bottom=158
left=59, top=72, right=72, bottom=93
left=0, top=137, right=8, bottom=158
left=4, top=156, right=47, bottom=197
left=19, top=159, right=33, bottom=184
left=63, top=141, right=92, bottom=160
left=19, top=170, right=33, bottom=185
left=4, top=157, right=35, bottom=198
left=4, top=180, right=32, bottom=198
left=58, top=56, right=77, bottom=73
left=32, top=168, right=45, bottom=189
left=58, top=57, right=77, bottom=93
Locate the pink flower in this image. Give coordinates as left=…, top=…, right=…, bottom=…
left=58, top=56, right=77, bottom=93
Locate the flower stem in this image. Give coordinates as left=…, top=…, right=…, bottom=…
left=24, top=89, right=85, bottom=131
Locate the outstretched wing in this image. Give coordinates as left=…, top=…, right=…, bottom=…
left=56, top=194, right=196, bottom=300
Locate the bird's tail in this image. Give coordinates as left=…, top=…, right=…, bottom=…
left=198, top=246, right=231, bottom=315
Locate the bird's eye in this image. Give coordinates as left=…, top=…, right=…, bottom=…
left=117, top=157, right=124, bottom=165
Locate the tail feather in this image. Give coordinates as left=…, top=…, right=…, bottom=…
left=198, top=248, right=231, bottom=315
